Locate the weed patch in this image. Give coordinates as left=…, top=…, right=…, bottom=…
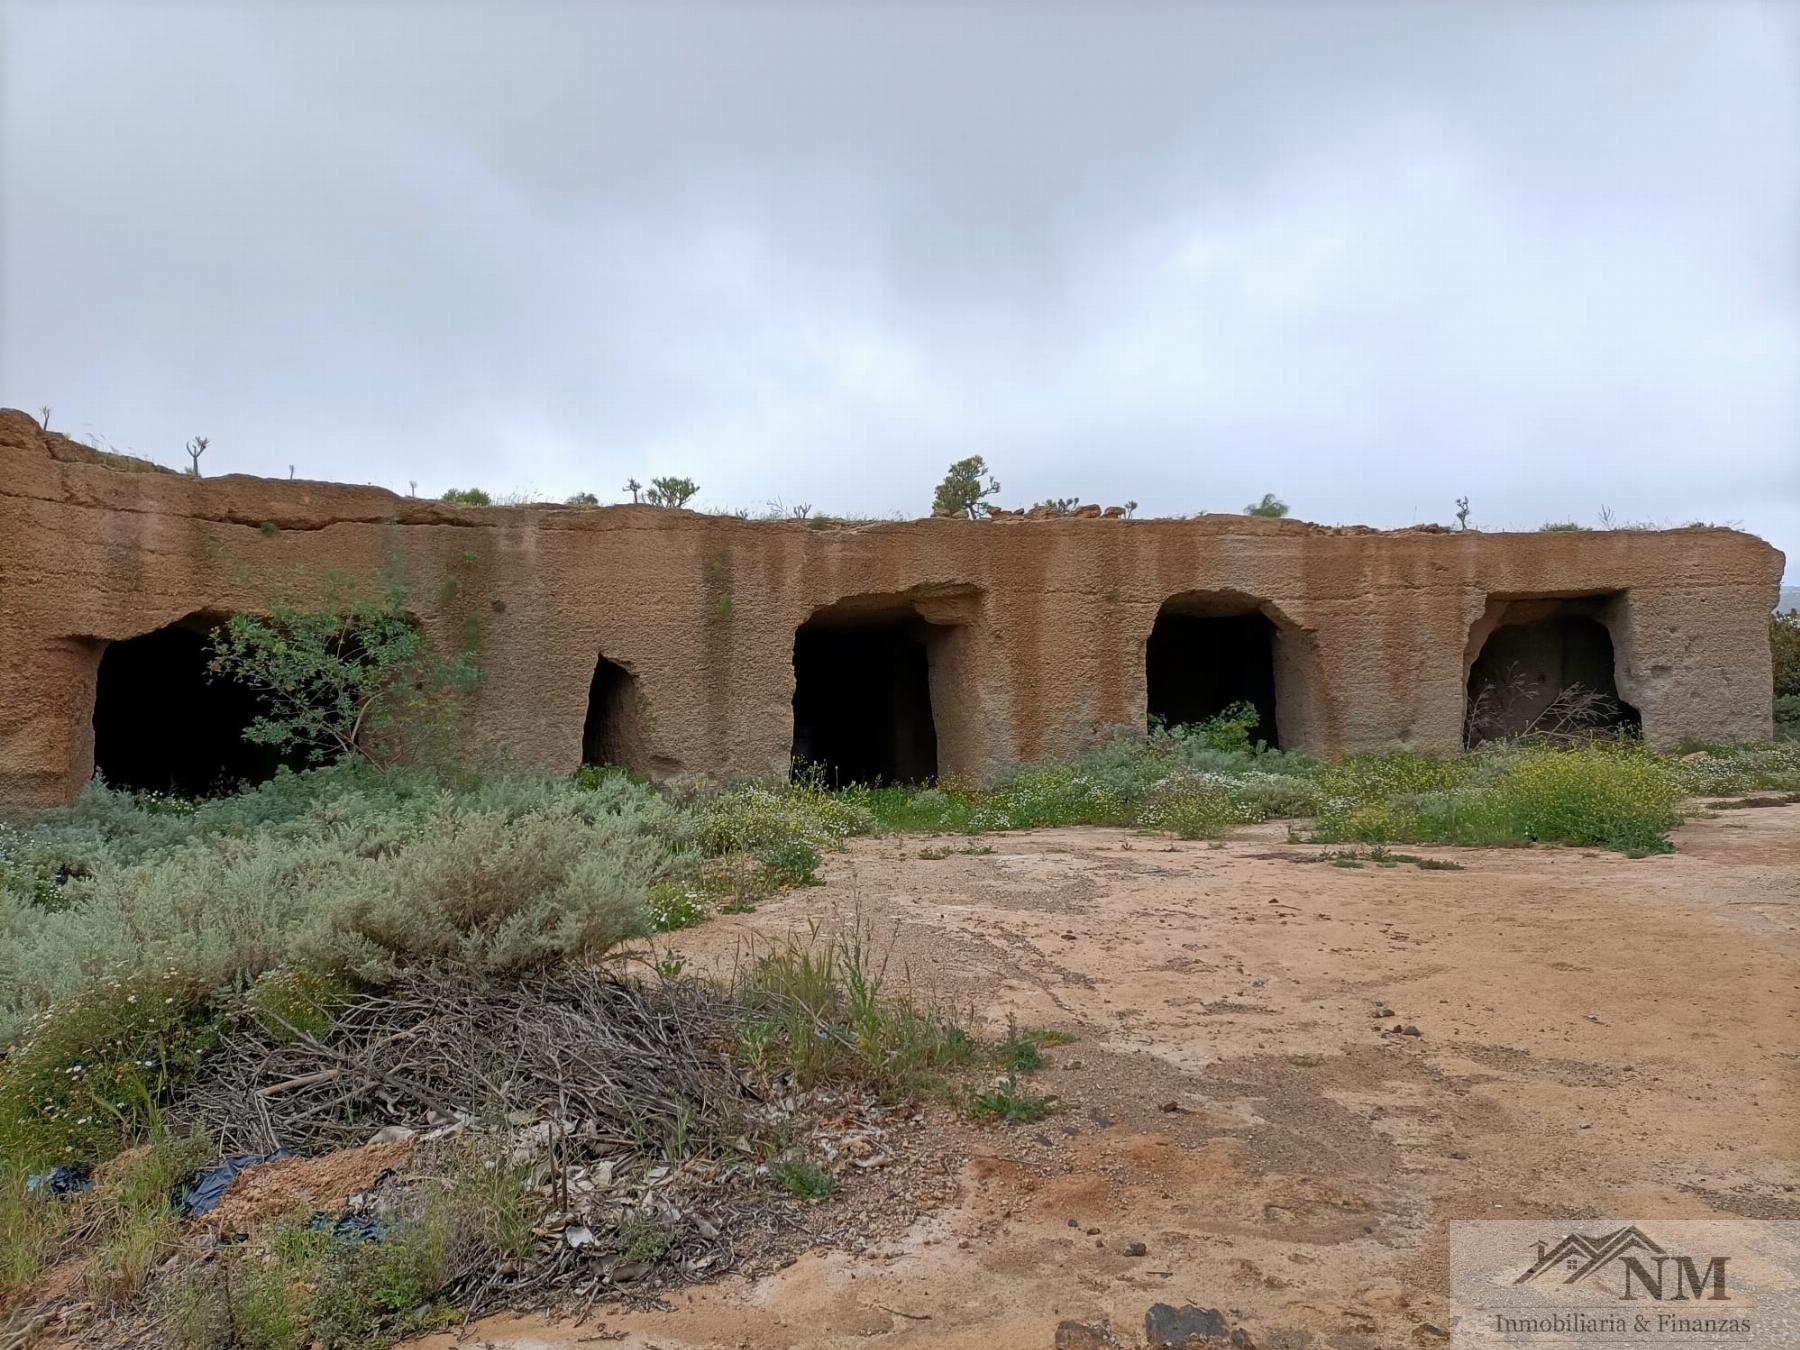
left=773, top=1155, right=838, bottom=1200
left=996, top=1025, right=1044, bottom=1074
left=735, top=921, right=974, bottom=1095
left=966, top=1076, right=1053, bottom=1124
left=0, top=971, right=219, bottom=1166
left=1311, top=746, right=1682, bottom=853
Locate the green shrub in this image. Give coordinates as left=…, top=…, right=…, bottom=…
left=773, top=1155, right=838, bottom=1199
left=646, top=880, right=706, bottom=932
left=3, top=1126, right=214, bottom=1311
left=1475, top=748, right=1681, bottom=851
left=931, top=455, right=1000, bottom=519
left=283, top=798, right=660, bottom=982
left=1244, top=493, right=1289, bottom=519
left=1775, top=694, right=1799, bottom=738
left=162, top=1145, right=533, bottom=1348
left=574, top=762, right=638, bottom=790
left=1187, top=700, right=1265, bottom=752
left=1228, top=770, right=1323, bottom=819
left=7, top=765, right=444, bottom=882
left=862, top=785, right=977, bottom=833
left=1, top=779, right=678, bottom=1045
left=615, top=1212, right=675, bottom=1263
left=644, top=476, right=699, bottom=509
left=440, top=488, right=491, bottom=506
left=979, top=763, right=1132, bottom=829
left=759, top=838, right=822, bottom=887
left=694, top=778, right=873, bottom=857
left=1772, top=611, right=1800, bottom=698
left=207, top=580, right=480, bottom=768
left=996, top=1020, right=1043, bottom=1074
left=0, top=767, right=686, bottom=1170
left=854, top=721, right=1311, bottom=839
left=305, top=1212, right=453, bottom=1347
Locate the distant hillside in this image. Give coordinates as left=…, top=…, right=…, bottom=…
left=1782, top=586, right=1800, bottom=613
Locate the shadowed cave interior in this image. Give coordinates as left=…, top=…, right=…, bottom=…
left=791, top=611, right=938, bottom=787
left=1465, top=607, right=1639, bottom=744
left=582, top=655, right=650, bottom=774
left=92, top=617, right=299, bottom=796
left=1145, top=604, right=1281, bottom=747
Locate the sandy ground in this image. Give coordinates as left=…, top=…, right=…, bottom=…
left=424, top=806, right=1800, bottom=1349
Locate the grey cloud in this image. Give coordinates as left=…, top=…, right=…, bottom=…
left=1, top=0, right=1794, bottom=571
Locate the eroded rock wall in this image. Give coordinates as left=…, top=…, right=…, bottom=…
left=0, top=409, right=1784, bottom=812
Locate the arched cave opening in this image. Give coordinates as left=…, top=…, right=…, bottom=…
left=1465, top=608, right=1639, bottom=745
left=581, top=655, right=649, bottom=773
left=1145, top=601, right=1281, bottom=747
left=791, top=609, right=939, bottom=787
left=92, top=616, right=296, bottom=796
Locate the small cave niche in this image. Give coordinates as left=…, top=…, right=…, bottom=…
left=1145, top=597, right=1281, bottom=746
left=581, top=656, right=650, bottom=773
left=92, top=615, right=297, bottom=796
left=1464, top=600, right=1640, bottom=745
left=791, top=603, right=942, bottom=787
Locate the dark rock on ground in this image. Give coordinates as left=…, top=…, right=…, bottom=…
left=1055, top=1318, right=1116, bottom=1348
left=1146, top=1303, right=1228, bottom=1345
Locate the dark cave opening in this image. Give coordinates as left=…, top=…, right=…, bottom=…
left=791, top=615, right=938, bottom=787
left=1145, top=606, right=1281, bottom=747
left=581, top=655, right=649, bottom=773
left=92, top=617, right=296, bottom=796
left=1465, top=610, right=1640, bottom=745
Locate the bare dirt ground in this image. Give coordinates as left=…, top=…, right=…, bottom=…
left=424, top=806, right=1799, bottom=1350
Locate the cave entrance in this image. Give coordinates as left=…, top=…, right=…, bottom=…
left=581, top=655, right=650, bottom=774
left=92, top=615, right=296, bottom=796
left=791, top=604, right=943, bottom=787
left=1464, top=600, right=1639, bottom=745
left=1145, top=597, right=1282, bottom=746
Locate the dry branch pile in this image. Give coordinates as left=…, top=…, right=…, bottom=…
left=176, top=970, right=749, bottom=1158
left=163, top=970, right=909, bottom=1316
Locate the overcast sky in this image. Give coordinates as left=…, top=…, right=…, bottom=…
left=2, top=1, right=1795, bottom=577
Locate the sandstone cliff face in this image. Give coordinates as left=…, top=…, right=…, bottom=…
left=0, top=408, right=1785, bottom=812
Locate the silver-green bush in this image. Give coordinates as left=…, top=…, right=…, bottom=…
left=0, top=770, right=685, bottom=1041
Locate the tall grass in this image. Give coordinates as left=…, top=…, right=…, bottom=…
left=733, top=920, right=973, bottom=1094
left=1310, top=746, right=1684, bottom=853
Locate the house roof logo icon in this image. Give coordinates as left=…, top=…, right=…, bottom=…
left=1515, top=1226, right=1668, bottom=1286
